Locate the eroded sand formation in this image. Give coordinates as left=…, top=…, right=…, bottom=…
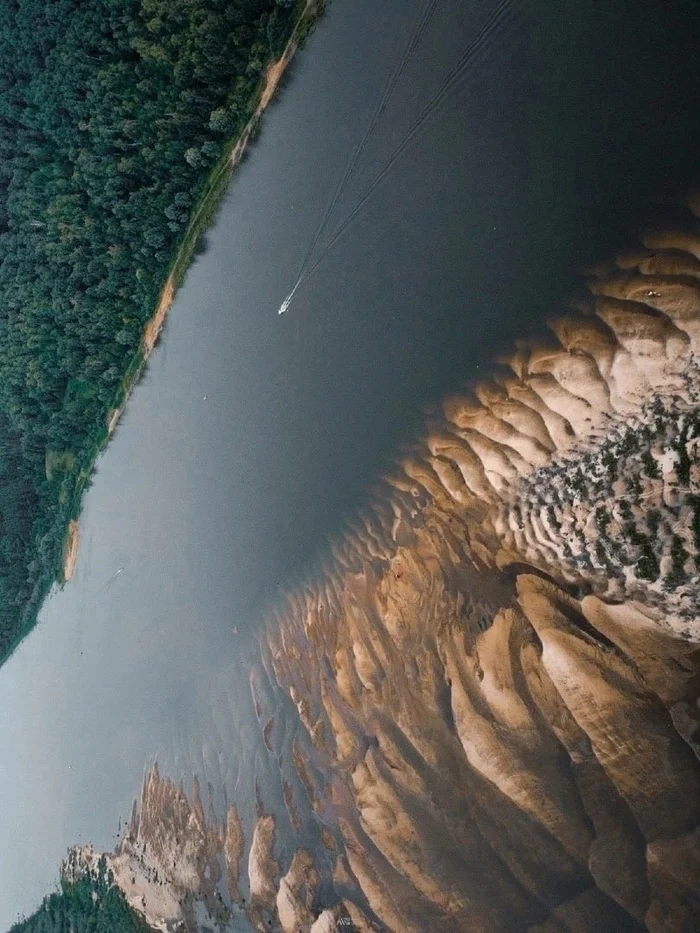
left=63, top=767, right=370, bottom=933
left=67, top=198, right=700, bottom=930
left=64, top=766, right=236, bottom=932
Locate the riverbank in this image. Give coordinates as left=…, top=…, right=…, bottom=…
left=59, top=0, right=320, bottom=591
left=61, top=521, right=80, bottom=583
left=106, top=0, right=322, bottom=442
left=0, top=0, right=323, bottom=670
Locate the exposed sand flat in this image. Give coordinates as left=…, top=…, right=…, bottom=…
left=256, top=203, right=700, bottom=931
left=225, top=805, right=245, bottom=900
left=248, top=814, right=279, bottom=908
left=142, top=280, right=175, bottom=358
left=71, top=202, right=700, bottom=931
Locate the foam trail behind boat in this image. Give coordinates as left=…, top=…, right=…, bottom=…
left=278, top=280, right=300, bottom=314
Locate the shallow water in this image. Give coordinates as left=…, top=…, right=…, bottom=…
left=2, top=0, right=700, bottom=925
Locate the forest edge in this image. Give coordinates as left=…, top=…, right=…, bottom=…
left=54, top=0, right=322, bottom=597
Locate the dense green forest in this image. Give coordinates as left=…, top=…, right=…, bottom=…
left=0, top=0, right=304, bottom=662
left=9, top=859, right=156, bottom=933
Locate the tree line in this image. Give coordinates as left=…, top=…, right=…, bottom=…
left=10, top=858, right=157, bottom=933
left=0, top=0, right=298, bottom=662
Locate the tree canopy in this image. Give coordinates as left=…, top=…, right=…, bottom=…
left=9, top=859, right=157, bottom=933
left=0, top=0, right=298, bottom=662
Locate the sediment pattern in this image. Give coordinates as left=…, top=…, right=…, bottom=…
left=68, top=198, right=700, bottom=931
left=261, top=195, right=700, bottom=932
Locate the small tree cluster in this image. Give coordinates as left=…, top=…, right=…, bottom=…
left=663, top=534, right=689, bottom=592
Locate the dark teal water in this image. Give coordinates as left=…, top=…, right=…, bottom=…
left=2, top=0, right=700, bottom=925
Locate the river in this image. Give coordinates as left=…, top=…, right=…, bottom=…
left=2, top=0, right=700, bottom=926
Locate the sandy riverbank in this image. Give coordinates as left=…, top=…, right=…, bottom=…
left=107, top=0, right=318, bottom=438
left=62, top=520, right=80, bottom=582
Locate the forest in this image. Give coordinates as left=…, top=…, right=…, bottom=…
left=0, top=0, right=300, bottom=662
left=9, top=860, right=156, bottom=933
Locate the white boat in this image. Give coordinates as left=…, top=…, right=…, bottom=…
left=278, top=295, right=291, bottom=315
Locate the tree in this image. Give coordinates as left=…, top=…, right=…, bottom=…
left=0, top=0, right=302, bottom=662
left=10, top=859, right=157, bottom=933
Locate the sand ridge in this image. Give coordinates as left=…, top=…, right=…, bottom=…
left=62, top=519, right=80, bottom=582
left=70, top=199, right=700, bottom=931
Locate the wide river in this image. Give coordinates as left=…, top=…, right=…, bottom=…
left=2, top=0, right=700, bottom=926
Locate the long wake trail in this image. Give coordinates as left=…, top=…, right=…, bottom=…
left=300, top=0, right=522, bottom=285
left=304, top=0, right=441, bottom=261
left=280, top=0, right=440, bottom=312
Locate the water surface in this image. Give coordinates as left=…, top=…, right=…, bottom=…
left=2, top=0, right=700, bottom=925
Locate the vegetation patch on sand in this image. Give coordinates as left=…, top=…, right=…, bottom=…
left=10, top=857, right=157, bottom=933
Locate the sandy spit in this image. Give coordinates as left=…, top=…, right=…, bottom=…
left=62, top=519, right=80, bottom=581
